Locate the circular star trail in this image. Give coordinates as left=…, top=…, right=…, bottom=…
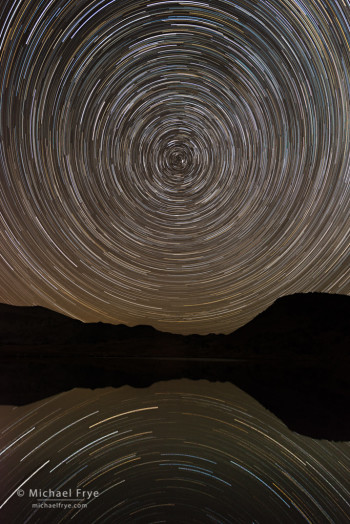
left=0, top=382, right=349, bottom=522
left=0, top=0, right=349, bottom=333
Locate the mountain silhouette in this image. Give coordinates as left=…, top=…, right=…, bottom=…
left=0, top=292, right=349, bottom=440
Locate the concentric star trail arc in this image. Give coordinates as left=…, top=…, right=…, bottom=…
left=0, top=0, right=349, bottom=333
left=1, top=382, right=350, bottom=522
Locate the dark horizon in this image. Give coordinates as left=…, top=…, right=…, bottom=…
left=1, top=290, right=349, bottom=337
left=1, top=291, right=348, bottom=441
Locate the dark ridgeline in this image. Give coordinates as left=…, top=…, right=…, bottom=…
left=0, top=292, right=349, bottom=440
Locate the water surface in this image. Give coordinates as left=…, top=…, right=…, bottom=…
left=0, top=380, right=349, bottom=522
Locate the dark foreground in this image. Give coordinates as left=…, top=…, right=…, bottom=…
left=1, top=292, right=349, bottom=441
left=1, top=355, right=349, bottom=441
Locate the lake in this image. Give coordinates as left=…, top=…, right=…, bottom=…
left=0, top=379, right=349, bottom=522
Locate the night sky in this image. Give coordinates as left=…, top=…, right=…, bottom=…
left=0, top=0, right=349, bottom=335
left=1, top=2, right=350, bottom=521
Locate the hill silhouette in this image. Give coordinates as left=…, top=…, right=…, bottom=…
left=0, top=292, right=349, bottom=440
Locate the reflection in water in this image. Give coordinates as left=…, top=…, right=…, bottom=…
left=0, top=380, right=349, bottom=522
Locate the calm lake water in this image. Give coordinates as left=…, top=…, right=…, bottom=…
left=0, top=379, right=349, bottom=523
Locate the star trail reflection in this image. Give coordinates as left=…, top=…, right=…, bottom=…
left=0, top=0, right=349, bottom=334
left=0, top=381, right=349, bottom=522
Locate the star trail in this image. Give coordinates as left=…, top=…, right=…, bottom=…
left=0, top=381, right=349, bottom=522
left=0, top=0, right=349, bottom=334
